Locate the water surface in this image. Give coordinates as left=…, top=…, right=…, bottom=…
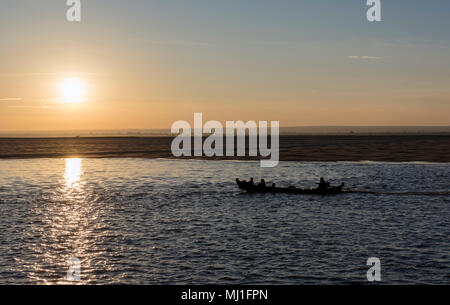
left=0, top=158, right=449, bottom=284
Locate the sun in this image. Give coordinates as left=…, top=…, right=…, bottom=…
left=60, top=78, right=86, bottom=103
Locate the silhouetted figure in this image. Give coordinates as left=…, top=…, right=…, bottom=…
left=249, top=177, right=254, bottom=186
left=318, top=177, right=328, bottom=190
left=272, top=183, right=276, bottom=188
left=259, top=179, right=266, bottom=188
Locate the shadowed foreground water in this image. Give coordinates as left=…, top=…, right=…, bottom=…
left=0, top=159, right=449, bottom=284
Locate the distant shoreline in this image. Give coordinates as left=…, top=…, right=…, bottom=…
left=1, top=132, right=450, bottom=139
left=1, top=126, right=450, bottom=138
left=1, top=135, right=449, bottom=162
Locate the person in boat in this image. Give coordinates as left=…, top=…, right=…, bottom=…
left=249, top=177, right=255, bottom=187
left=236, top=178, right=246, bottom=187
left=258, top=179, right=266, bottom=188
left=318, top=177, right=329, bottom=190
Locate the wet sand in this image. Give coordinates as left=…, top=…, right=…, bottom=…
left=0, top=135, right=449, bottom=162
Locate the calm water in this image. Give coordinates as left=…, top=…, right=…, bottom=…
left=0, top=158, right=449, bottom=284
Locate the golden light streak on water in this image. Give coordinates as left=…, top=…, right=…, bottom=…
left=25, top=158, right=95, bottom=284
left=64, top=158, right=83, bottom=188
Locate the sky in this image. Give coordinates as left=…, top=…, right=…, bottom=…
left=1, top=0, right=450, bottom=131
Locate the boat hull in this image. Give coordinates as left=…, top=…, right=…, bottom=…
left=236, top=179, right=344, bottom=195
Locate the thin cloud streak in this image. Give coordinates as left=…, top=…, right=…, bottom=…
left=348, top=56, right=381, bottom=60
left=46, top=97, right=96, bottom=104
left=7, top=105, right=54, bottom=109
left=0, top=72, right=97, bottom=78
left=146, top=40, right=216, bottom=47
left=0, top=98, right=22, bottom=101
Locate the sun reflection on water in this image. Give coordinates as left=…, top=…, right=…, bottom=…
left=64, top=158, right=83, bottom=187
left=23, top=157, right=105, bottom=284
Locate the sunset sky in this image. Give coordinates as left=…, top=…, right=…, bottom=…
left=1, top=0, right=449, bottom=131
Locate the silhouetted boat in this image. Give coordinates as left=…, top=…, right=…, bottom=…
left=236, top=178, right=345, bottom=195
